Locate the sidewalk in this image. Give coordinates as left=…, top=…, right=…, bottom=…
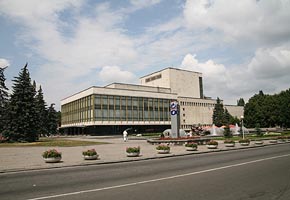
left=0, top=136, right=287, bottom=173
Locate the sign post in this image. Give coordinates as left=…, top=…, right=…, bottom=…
left=170, top=101, right=180, bottom=138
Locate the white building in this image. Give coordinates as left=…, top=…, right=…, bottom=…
left=60, top=68, right=243, bottom=135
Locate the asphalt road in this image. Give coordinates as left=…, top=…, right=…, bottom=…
left=1, top=143, right=290, bottom=200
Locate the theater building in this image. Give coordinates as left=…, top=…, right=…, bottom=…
left=60, top=68, right=243, bottom=135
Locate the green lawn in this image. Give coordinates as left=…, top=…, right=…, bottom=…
left=0, top=137, right=109, bottom=147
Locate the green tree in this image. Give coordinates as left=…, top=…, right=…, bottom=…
left=278, top=89, right=290, bottom=128
left=223, top=125, right=232, bottom=138
left=47, top=104, right=58, bottom=135
left=244, top=91, right=267, bottom=127
left=5, top=63, right=38, bottom=142
left=0, top=67, right=9, bottom=133
left=244, top=89, right=290, bottom=128
left=212, top=97, right=224, bottom=127
left=229, top=116, right=240, bottom=125
left=35, top=85, right=48, bottom=136
left=255, top=123, right=262, bottom=137
left=237, top=98, right=245, bottom=106
left=223, top=108, right=231, bottom=125
left=57, top=111, right=61, bottom=128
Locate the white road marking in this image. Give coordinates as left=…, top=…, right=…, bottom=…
left=27, top=153, right=290, bottom=200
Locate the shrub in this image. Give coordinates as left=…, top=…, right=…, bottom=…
left=207, top=140, right=218, bottom=145
left=239, top=139, right=250, bottom=143
left=126, top=146, right=140, bottom=153
left=223, top=125, right=232, bottom=138
left=82, top=149, right=97, bottom=156
left=156, top=144, right=170, bottom=150
left=42, top=149, right=62, bottom=158
left=185, top=142, right=198, bottom=148
left=224, top=139, right=235, bottom=144
left=255, top=123, right=263, bottom=137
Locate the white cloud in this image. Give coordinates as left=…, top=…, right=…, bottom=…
left=183, top=0, right=290, bottom=45
left=1, top=0, right=290, bottom=108
left=0, top=0, right=138, bottom=71
left=129, top=0, right=162, bottom=9
left=98, top=66, right=137, bottom=84
left=248, top=47, right=290, bottom=80
left=0, top=0, right=82, bottom=22
left=0, top=58, right=10, bottom=68
left=0, top=0, right=139, bottom=108
left=179, top=44, right=290, bottom=104
left=180, top=53, right=228, bottom=98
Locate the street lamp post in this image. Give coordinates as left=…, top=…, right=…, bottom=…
left=241, top=115, right=245, bottom=139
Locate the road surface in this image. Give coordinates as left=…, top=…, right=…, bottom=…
left=1, top=143, right=290, bottom=200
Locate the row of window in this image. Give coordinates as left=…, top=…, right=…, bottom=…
left=179, top=101, right=215, bottom=107
left=62, top=95, right=173, bottom=124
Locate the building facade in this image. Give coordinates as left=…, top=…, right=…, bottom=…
left=60, top=68, right=243, bottom=135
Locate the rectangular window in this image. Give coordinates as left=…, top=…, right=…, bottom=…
left=102, top=95, right=108, bottom=109
left=139, top=97, right=143, bottom=121
left=108, top=96, right=114, bottom=121
left=95, top=95, right=101, bottom=104
left=115, top=96, right=120, bottom=120
left=121, top=96, right=126, bottom=120
left=154, top=99, right=159, bottom=121
left=149, top=98, right=154, bottom=120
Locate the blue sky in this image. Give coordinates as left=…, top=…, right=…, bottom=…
left=1, top=0, right=290, bottom=110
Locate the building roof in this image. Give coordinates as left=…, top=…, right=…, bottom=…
left=139, top=67, right=202, bottom=79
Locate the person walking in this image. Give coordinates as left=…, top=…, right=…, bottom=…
left=123, top=130, right=128, bottom=142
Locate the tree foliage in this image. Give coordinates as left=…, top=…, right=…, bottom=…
left=223, top=125, right=232, bottom=138
left=212, top=98, right=224, bottom=127
left=237, top=98, right=245, bottom=106
left=244, top=89, right=290, bottom=128
left=5, top=63, right=38, bottom=142
left=35, top=86, right=48, bottom=136
left=47, top=104, right=58, bottom=135
left=0, top=67, right=9, bottom=133
left=212, top=98, right=239, bottom=127
left=2, top=63, right=59, bottom=142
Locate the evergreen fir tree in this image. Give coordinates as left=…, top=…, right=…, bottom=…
left=5, top=63, right=38, bottom=142
left=47, top=103, right=58, bottom=135
left=223, top=108, right=231, bottom=125
left=223, top=125, right=232, bottom=138
left=35, top=85, right=48, bottom=136
left=237, top=98, right=245, bottom=106
left=0, top=67, right=9, bottom=133
left=212, top=97, right=224, bottom=127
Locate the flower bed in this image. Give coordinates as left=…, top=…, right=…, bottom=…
left=126, top=146, right=140, bottom=153
left=185, top=142, right=198, bottom=148
left=42, top=149, right=62, bottom=163
left=156, top=144, right=170, bottom=154
left=82, top=148, right=97, bottom=156
left=42, top=149, right=62, bottom=158
left=239, top=139, right=250, bottom=146
left=82, top=149, right=98, bottom=160
left=126, top=146, right=140, bottom=157
left=206, top=140, right=218, bottom=149
left=156, top=144, right=170, bottom=150
left=158, top=136, right=200, bottom=140
left=185, top=142, right=198, bottom=151
left=224, top=139, right=235, bottom=147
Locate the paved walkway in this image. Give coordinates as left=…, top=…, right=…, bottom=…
left=0, top=136, right=287, bottom=173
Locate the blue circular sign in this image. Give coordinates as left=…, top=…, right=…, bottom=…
left=171, top=110, right=178, bottom=115
left=170, top=101, right=177, bottom=109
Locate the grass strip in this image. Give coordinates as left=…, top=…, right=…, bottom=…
left=0, top=137, right=109, bottom=147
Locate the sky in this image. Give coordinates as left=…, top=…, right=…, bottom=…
left=0, top=0, right=290, bottom=110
